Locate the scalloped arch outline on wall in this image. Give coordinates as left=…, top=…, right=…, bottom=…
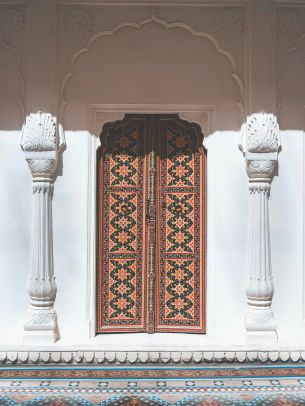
left=277, top=32, right=305, bottom=117
left=0, top=33, right=25, bottom=127
left=59, top=14, right=245, bottom=126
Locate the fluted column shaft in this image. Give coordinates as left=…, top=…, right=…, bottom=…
left=28, top=181, right=56, bottom=308
left=245, top=178, right=276, bottom=340
left=247, top=181, right=272, bottom=308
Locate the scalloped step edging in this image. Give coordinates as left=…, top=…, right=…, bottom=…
left=0, top=351, right=304, bottom=365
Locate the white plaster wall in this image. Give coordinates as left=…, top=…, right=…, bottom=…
left=53, top=131, right=88, bottom=343
left=271, top=130, right=305, bottom=343
left=0, top=131, right=31, bottom=342
left=0, top=128, right=303, bottom=348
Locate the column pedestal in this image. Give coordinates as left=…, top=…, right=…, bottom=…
left=24, top=310, right=59, bottom=344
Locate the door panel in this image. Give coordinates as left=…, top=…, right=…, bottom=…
left=97, top=117, right=148, bottom=332
left=97, top=115, right=206, bottom=334
left=155, top=118, right=206, bottom=333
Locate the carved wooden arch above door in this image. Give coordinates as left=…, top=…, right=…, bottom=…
left=96, top=114, right=206, bottom=334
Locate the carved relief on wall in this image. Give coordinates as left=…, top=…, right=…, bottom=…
left=0, top=7, right=24, bottom=36
left=277, top=8, right=305, bottom=37
left=63, top=7, right=94, bottom=40
left=210, top=7, right=244, bottom=42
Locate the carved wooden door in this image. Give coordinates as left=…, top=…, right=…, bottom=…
left=97, top=115, right=206, bottom=333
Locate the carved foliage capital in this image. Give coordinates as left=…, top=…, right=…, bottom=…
left=240, top=113, right=280, bottom=180
left=21, top=112, right=65, bottom=178
left=246, top=160, right=276, bottom=180
left=32, top=182, right=53, bottom=194
left=241, top=113, right=280, bottom=154
left=21, top=112, right=57, bottom=152
left=28, top=159, right=58, bottom=178
left=27, top=276, right=57, bottom=308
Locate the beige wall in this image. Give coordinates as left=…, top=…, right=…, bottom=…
left=0, top=0, right=304, bottom=130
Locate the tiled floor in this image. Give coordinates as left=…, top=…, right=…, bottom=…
left=1, top=366, right=305, bottom=405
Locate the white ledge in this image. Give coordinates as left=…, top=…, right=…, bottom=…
left=0, top=350, right=305, bottom=365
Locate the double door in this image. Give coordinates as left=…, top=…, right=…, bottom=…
left=97, top=114, right=206, bottom=333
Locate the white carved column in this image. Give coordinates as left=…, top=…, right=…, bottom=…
left=21, top=112, right=65, bottom=344
left=240, top=113, right=280, bottom=344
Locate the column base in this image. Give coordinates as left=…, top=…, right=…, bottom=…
left=23, top=309, right=60, bottom=344
left=246, top=330, right=277, bottom=344
left=23, top=329, right=59, bottom=345
left=245, top=307, right=277, bottom=344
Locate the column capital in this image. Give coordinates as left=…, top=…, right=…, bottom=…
left=240, top=112, right=280, bottom=155
left=21, top=111, right=65, bottom=180
left=240, top=112, right=280, bottom=180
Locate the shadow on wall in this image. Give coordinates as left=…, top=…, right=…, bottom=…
left=0, top=35, right=25, bottom=130
left=1, top=15, right=304, bottom=132
left=1, top=17, right=245, bottom=132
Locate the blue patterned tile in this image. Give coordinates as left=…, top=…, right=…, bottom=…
left=214, top=380, right=224, bottom=386
left=9, top=382, right=21, bottom=387
left=69, top=381, right=79, bottom=387
left=270, top=379, right=281, bottom=385
left=98, top=381, right=108, bottom=387
left=39, top=381, right=51, bottom=387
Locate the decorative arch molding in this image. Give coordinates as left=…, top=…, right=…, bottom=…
left=59, top=14, right=245, bottom=124
left=0, top=33, right=25, bottom=126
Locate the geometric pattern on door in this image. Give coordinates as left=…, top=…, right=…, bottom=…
left=97, top=114, right=206, bottom=333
